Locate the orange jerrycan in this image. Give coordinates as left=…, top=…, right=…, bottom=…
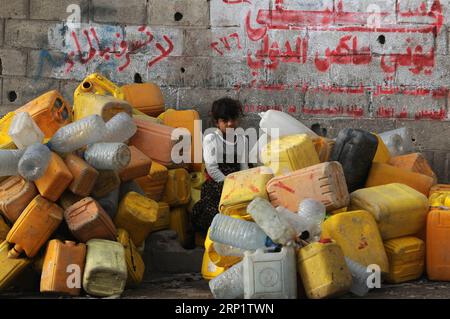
left=91, top=170, right=121, bottom=198
left=389, top=153, right=437, bottom=184
left=365, top=162, right=434, bottom=196
left=427, top=209, right=450, bottom=281
left=64, top=154, right=99, bottom=197
left=122, top=83, right=165, bottom=117
left=312, top=137, right=335, bottom=163
left=163, top=109, right=202, bottom=170
left=118, top=146, right=152, bottom=182
left=0, top=241, right=32, bottom=290
left=116, top=229, right=145, bottom=287
left=129, top=118, right=191, bottom=167
left=6, top=195, right=63, bottom=258
left=40, top=239, right=86, bottom=296
left=0, top=176, right=38, bottom=223
left=161, top=168, right=191, bottom=207
left=115, top=192, right=159, bottom=246
left=64, top=197, right=117, bottom=243
left=35, top=152, right=74, bottom=202
left=266, top=161, right=349, bottom=213
left=0, top=91, right=72, bottom=149
left=135, top=161, right=168, bottom=201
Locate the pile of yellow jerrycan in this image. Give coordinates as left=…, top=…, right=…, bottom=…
left=0, top=73, right=205, bottom=298
left=1, top=72, right=450, bottom=300
left=203, top=123, right=450, bottom=300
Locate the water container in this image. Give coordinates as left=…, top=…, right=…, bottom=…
left=0, top=149, right=24, bottom=177
left=214, top=242, right=245, bottom=258
left=378, top=127, right=414, bottom=157
left=95, top=188, right=120, bottom=219
left=209, top=261, right=244, bottom=299
left=249, top=133, right=271, bottom=166
left=259, top=110, right=318, bottom=138
left=18, top=143, right=51, bottom=181
left=103, top=112, right=137, bottom=143
left=48, top=115, right=107, bottom=153
left=247, top=197, right=296, bottom=246
left=275, top=206, right=304, bottom=238
left=243, top=247, right=297, bottom=299
left=209, top=214, right=274, bottom=251
left=84, top=143, right=131, bottom=170
left=345, top=257, right=370, bottom=297
left=119, top=180, right=145, bottom=202
left=8, top=112, right=44, bottom=149
left=298, top=199, right=327, bottom=242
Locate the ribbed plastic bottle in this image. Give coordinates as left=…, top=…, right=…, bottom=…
left=345, top=257, right=370, bottom=297
left=18, top=143, right=52, bottom=181
left=0, top=149, right=25, bottom=176
left=84, top=143, right=131, bottom=170
left=103, top=112, right=137, bottom=143
left=247, top=197, right=296, bottom=246
left=48, top=115, right=107, bottom=153
left=297, top=199, right=327, bottom=242
left=209, top=214, right=275, bottom=251
left=209, top=261, right=243, bottom=299
left=8, top=112, right=44, bottom=149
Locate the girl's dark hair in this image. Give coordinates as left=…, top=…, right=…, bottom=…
left=210, top=97, right=243, bottom=123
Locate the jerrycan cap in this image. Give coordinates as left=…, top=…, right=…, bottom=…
left=319, top=238, right=332, bottom=244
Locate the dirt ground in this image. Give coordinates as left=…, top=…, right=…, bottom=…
left=1, top=273, right=450, bottom=299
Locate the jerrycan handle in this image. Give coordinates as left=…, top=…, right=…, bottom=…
left=80, top=74, right=124, bottom=99
left=8, top=244, right=24, bottom=259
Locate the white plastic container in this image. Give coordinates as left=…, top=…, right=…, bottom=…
left=18, top=143, right=51, bottom=181
left=209, top=261, right=243, bottom=299
left=103, top=112, right=137, bottom=143
left=209, top=214, right=273, bottom=251
left=259, top=110, right=318, bottom=138
left=345, top=257, right=370, bottom=297
left=243, top=247, right=297, bottom=299
left=84, top=143, right=131, bottom=170
left=275, top=206, right=305, bottom=236
left=48, top=115, right=107, bottom=153
left=247, top=197, right=296, bottom=246
left=378, top=127, right=414, bottom=157
left=0, top=149, right=24, bottom=177
left=214, top=242, right=246, bottom=258
left=8, top=112, right=44, bottom=149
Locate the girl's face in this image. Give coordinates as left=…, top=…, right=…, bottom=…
left=217, top=118, right=238, bottom=134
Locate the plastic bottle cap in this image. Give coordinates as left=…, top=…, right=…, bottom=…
left=319, top=238, right=332, bottom=244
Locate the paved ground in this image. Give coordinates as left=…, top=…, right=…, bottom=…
left=1, top=273, right=450, bottom=299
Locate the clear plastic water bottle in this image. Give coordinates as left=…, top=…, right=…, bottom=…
left=95, top=188, right=119, bottom=219
left=345, top=257, right=370, bottom=297
left=8, top=112, right=44, bottom=149
left=275, top=206, right=305, bottom=237
left=18, top=143, right=51, bottom=181
left=0, top=149, right=24, bottom=177
left=214, top=242, right=246, bottom=258
left=209, top=214, right=275, bottom=251
left=209, top=261, right=243, bottom=299
left=378, top=127, right=413, bottom=157
left=48, top=115, right=107, bottom=153
left=103, top=112, right=137, bottom=143
left=84, top=143, right=131, bottom=171
left=247, top=197, right=296, bottom=246
left=297, top=199, right=327, bottom=242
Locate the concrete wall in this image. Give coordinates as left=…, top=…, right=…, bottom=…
left=1, top=0, right=450, bottom=181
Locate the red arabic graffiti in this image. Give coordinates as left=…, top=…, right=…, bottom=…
left=66, top=25, right=174, bottom=73
left=211, top=33, right=242, bottom=56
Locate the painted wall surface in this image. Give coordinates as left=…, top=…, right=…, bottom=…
left=1, top=0, right=450, bottom=180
